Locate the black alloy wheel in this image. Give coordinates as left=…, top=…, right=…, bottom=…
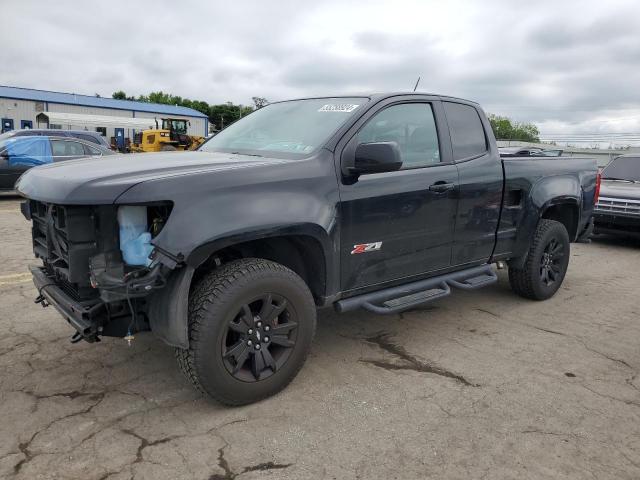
left=539, top=237, right=565, bottom=286
left=222, top=294, right=298, bottom=382
left=176, top=258, right=316, bottom=405
left=509, top=219, right=570, bottom=300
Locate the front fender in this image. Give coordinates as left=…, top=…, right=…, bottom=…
left=116, top=153, right=341, bottom=344
left=186, top=222, right=334, bottom=268
left=114, top=151, right=340, bottom=266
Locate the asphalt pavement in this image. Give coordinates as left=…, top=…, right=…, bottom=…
left=1, top=196, right=639, bottom=479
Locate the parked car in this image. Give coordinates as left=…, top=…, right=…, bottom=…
left=593, top=155, right=640, bottom=238
left=0, top=135, right=114, bottom=191
left=16, top=93, right=598, bottom=405
left=499, top=146, right=563, bottom=157
left=1, top=129, right=112, bottom=150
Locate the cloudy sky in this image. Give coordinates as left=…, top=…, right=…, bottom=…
left=3, top=0, right=640, bottom=144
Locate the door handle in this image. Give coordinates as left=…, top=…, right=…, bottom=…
left=429, top=182, right=455, bottom=193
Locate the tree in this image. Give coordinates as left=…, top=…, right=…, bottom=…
left=112, top=90, right=136, bottom=101
left=111, top=89, right=258, bottom=129
left=147, top=91, right=173, bottom=105
left=252, top=97, right=268, bottom=109
left=209, top=103, right=253, bottom=130
left=488, top=114, right=540, bottom=142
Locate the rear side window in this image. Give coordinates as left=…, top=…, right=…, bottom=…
left=444, top=102, right=487, bottom=160
left=76, top=133, right=100, bottom=145
left=84, top=144, right=103, bottom=156
left=51, top=139, right=86, bottom=156
left=66, top=141, right=86, bottom=155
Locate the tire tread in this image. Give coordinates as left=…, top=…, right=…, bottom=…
left=509, top=219, right=569, bottom=300
left=175, top=258, right=315, bottom=405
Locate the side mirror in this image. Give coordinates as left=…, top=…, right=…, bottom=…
left=351, top=142, right=402, bottom=175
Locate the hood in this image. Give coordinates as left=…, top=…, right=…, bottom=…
left=599, top=180, right=640, bottom=200
left=15, top=150, right=287, bottom=204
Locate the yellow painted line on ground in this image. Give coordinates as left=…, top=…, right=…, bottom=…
left=0, top=272, right=32, bottom=286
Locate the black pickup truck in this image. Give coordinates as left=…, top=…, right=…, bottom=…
left=16, top=93, right=599, bottom=405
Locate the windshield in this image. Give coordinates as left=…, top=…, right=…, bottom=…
left=200, top=97, right=367, bottom=159
left=602, top=156, right=640, bottom=182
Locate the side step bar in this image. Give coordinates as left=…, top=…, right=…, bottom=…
left=335, top=264, right=498, bottom=315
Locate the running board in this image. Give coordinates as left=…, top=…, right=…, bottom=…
left=335, top=264, right=498, bottom=315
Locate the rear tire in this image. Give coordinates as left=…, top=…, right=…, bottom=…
left=176, top=258, right=316, bottom=405
left=509, top=219, right=570, bottom=300
left=161, top=144, right=177, bottom=151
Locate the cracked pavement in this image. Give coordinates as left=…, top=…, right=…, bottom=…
left=1, top=195, right=639, bottom=479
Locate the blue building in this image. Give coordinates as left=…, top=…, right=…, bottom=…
left=0, top=85, right=209, bottom=150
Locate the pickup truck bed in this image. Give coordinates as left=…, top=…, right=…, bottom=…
left=16, top=92, right=599, bottom=405
left=499, top=156, right=597, bottom=260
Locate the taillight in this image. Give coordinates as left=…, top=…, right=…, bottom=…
left=594, top=171, right=602, bottom=205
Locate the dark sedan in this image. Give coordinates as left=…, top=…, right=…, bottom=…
left=0, top=134, right=114, bottom=192
left=2, top=129, right=112, bottom=149
left=593, top=155, right=640, bottom=238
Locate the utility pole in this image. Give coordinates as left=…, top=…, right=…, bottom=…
left=220, top=115, right=224, bottom=130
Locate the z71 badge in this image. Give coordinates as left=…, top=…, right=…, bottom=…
left=351, top=242, right=383, bottom=254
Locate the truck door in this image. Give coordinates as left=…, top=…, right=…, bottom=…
left=338, top=100, right=459, bottom=292
left=442, top=101, right=504, bottom=265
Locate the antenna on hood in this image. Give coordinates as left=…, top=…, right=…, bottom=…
left=413, top=76, right=421, bottom=92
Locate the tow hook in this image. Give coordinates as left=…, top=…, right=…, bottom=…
left=34, top=294, right=49, bottom=308
left=70, top=332, right=84, bottom=344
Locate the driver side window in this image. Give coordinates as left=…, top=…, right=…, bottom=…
left=356, top=103, right=440, bottom=169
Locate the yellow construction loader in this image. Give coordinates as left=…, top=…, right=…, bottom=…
left=130, top=118, right=205, bottom=153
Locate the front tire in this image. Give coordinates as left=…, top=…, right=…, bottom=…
left=176, top=258, right=316, bottom=405
left=509, top=219, right=570, bottom=300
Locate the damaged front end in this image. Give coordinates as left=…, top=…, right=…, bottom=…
left=23, top=199, right=182, bottom=344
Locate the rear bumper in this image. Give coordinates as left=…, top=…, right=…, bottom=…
left=594, top=212, right=640, bottom=238
left=30, top=265, right=104, bottom=341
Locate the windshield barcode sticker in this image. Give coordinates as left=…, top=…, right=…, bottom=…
left=318, top=104, right=360, bottom=113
